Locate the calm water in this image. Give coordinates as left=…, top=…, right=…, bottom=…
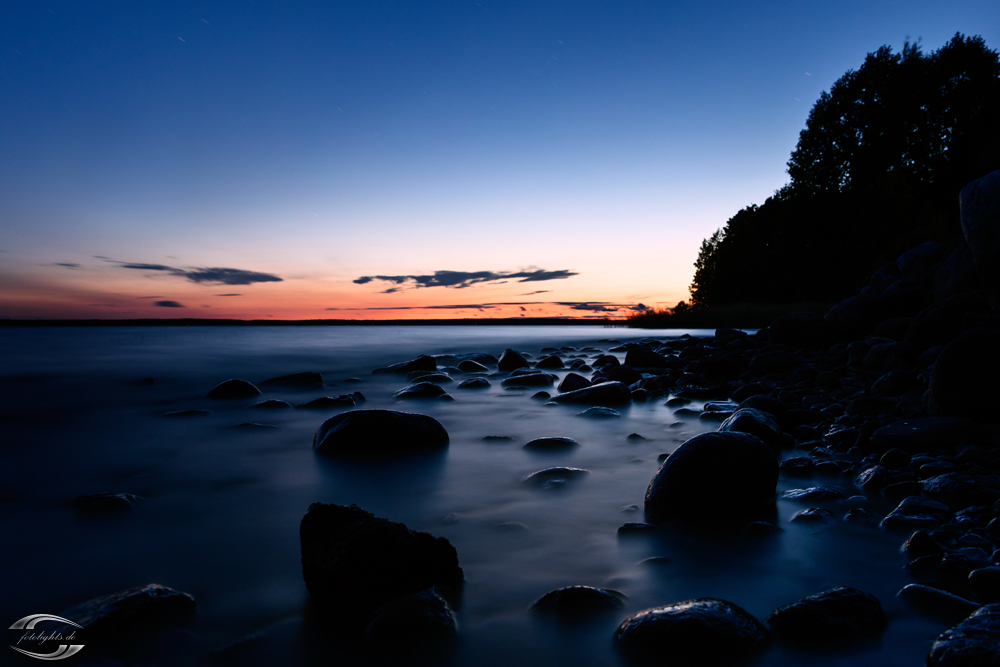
left=0, top=326, right=945, bottom=665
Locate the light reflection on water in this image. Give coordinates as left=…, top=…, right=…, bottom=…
left=0, top=326, right=946, bottom=665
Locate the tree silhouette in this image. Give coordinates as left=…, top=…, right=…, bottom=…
left=692, top=34, right=1000, bottom=307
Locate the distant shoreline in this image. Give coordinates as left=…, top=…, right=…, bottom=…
left=0, top=317, right=621, bottom=327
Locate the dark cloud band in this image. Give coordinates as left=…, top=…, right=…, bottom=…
left=353, top=268, right=577, bottom=290
left=107, top=259, right=282, bottom=286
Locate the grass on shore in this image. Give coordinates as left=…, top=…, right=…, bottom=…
left=626, top=301, right=832, bottom=330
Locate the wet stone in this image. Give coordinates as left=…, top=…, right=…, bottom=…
left=576, top=406, right=620, bottom=418
left=364, top=589, right=457, bottom=646
left=162, top=409, right=212, bottom=418
left=523, top=437, right=579, bottom=452
left=250, top=399, right=293, bottom=410
left=313, top=409, right=449, bottom=459
left=781, top=487, right=844, bottom=501
left=457, top=378, right=490, bottom=389
left=393, top=382, right=448, bottom=400
left=614, top=598, right=767, bottom=665
left=206, top=379, right=261, bottom=399
left=259, top=372, right=323, bottom=388
left=767, top=587, right=887, bottom=647
left=74, top=493, right=143, bottom=514
left=927, top=602, right=1000, bottom=667
left=531, top=586, right=624, bottom=615
left=300, top=503, right=463, bottom=628
left=522, top=467, right=589, bottom=488
left=897, top=584, right=981, bottom=624
left=791, top=508, right=836, bottom=524
left=296, top=395, right=357, bottom=409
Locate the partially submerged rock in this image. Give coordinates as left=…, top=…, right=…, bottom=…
left=531, top=586, right=624, bottom=615
left=364, top=588, right=457, bottom=646
left=57, top=584, right=195, bottom=641
left=927, top=603, right=1000, bottom=666
left=392, top=382, right=448, bottom=400
left=206, top=379, right=261, bottom=399
left=615, top=598, right=767, bottom=665
left=550, top=381, right=631, bottom=407
left=300, top=503, right=463, bottom=627
left=645, top=432, right=777, bottom=525
left=313, top=409, right=449, bottom=459
left=767, top=587, right=887, bottom=647
left=259, top=372, right=323, bottom=388
left=74, top=493, right=143, bottom=514
left=523, top=437, right=579, bottom=452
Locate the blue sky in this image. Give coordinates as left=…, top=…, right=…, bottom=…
left=1, top=1, right=997, bottom=319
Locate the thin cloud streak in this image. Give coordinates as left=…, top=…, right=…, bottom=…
left=353, top=268, right=577, bottom=290
left=104, top=259, right=283, bottom=286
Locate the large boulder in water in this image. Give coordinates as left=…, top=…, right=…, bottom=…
left=615, top=598, right=767, bottom=665
left=313, top=409, right=449, bottom=459
left=645, top=431, right=778, bottom=525
left=497, top=348, right=530, bottom=371
left=928, top=328, right=1000, bottom=422
left=960, top=169, right=1000, bottom=307
left=55, top=584, right=196, bottom=642
left=550, top=381, right=631, bottom=407
left=767, top=587, right=887, bottom=647
left=927, top=603, right=1000, bottom=667
left=300, top=503, right=463, bottom=627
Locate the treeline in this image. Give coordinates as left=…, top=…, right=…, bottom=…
left=688, top=34, right=1000, bottom=309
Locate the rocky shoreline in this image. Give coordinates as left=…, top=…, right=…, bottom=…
left=16, top=170, right=1000, bottom=666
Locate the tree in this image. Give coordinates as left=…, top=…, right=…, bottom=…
left=691, top=34, right=1000, bottom=308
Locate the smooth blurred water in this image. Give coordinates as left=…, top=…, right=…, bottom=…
left=0, top=326, right=948, bottom=665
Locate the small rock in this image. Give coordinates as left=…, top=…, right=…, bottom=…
left=457, top=378, right=490, bottom=389
left=576, top=406, right=620, bottom=418
left=259, top=372, right=323, bottom=388
left=522, top=467, right=589, bottom=488
left=364, top=589, right=457, bottom=646
left=550, top=381, right=631, bottom=407
left=206, top=379, right=261, bottom=399
left=790, top=508, right=836, bottom=524
left=250, top=399, right=293, bottom=410
left=74, top=493, right=143, bottom=514
left=523, top=437, right=579, bottom=452
left=497, top=349, right=530, bottom=371
left=393, top=382, right=448, bottom=400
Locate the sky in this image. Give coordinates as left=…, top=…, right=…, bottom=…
left=1, top=1, right=997, bottom=320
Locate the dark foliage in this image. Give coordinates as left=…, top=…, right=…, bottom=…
left=691, top=34, right=1000, bottom=307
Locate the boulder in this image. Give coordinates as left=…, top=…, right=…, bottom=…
left=300, top=503, right=462, bottom=626
left=530, top=586, right=624, bottom=615
left=922, top=473, right=1000, bottom=510
left=74, top=493, right=143, bottom=514
left=624, top=346, right=670, bottom=368
left=870, top=418, right=988, bottom=453
left=897, top=241, right=944, bottom=280
left=392, top=382, right=447, bottom=400
left=457, top=359, right=489, bottom=373
left=497, top=349, right=530, bottom=372
left=960, top=169, right=1000, bottom=307
left=615, top=599, right=766, bottom=665
left=313, top=409, right=449, bottom=459
left=457, top=378, right=490, bottom=389
left=373, top=355, right=437, bottom=374
left=523, top=437, right=579, bottom=452
left=768, top=311, right=831, bottom=348
left=644, top=432, right=778, bottom=525
left=501, top=372, right=554, bottom=388
left=767, top=587, right=886, bottom=646
left=928, top=327, right=1000, bottom=421
left=905, top=292, right=989, bottom=353
left=550, top=381, right=631, bottom=407
left=535, top=355, right=565, bottom=369
left=558, top=373, right=591, bottom=393
left=55, top=584, right=195, bottom=642
left=927, top=602, right=1000, bottom=666
left=206, top=379, right=261, bottom=399
left=364, top=589, right=457, bottom=645
left=718, top=408, right=782, bottom=450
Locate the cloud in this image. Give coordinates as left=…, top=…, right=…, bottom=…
left=352, top=268, right=577, bottom=290
left=521, top=290, right=551, bottom=296
left=327, top=300, right=645, bottom=314
left=215, top=293, right=242, bottom=297
left=55, top=262, right=81, bottom=269
left=154, top=300, right=184, bottom=308
left=123, top=263, right=175, bottom=271
left=182, top=268, right=282, bottom=285
left=107, top=259, right=283, bottom=285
